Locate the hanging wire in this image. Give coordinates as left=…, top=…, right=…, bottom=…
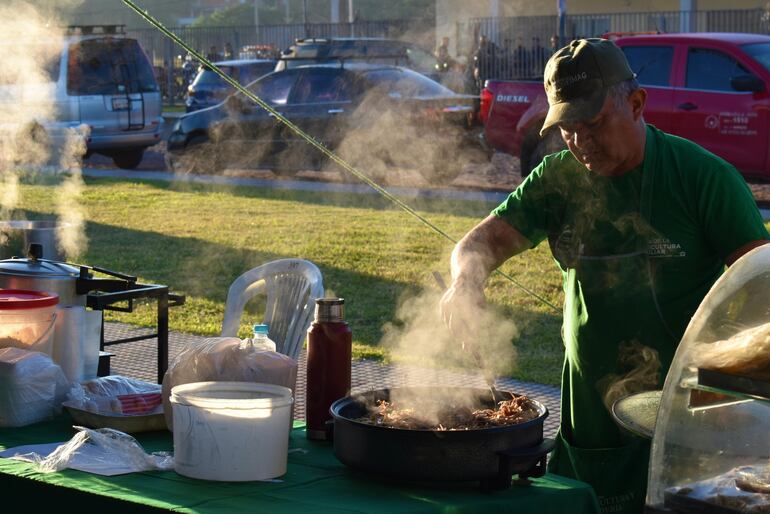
left=121, top=0, right=561, bottom=313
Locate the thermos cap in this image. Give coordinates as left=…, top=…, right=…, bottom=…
left=315, top=298, right=345, bottom=323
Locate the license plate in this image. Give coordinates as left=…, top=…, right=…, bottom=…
left=112, top=97, right=129, bottom=111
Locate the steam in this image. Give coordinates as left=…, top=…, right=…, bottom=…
left=0, top=1, right=89, bottom=260
left=597, top=340, right=661, bottom=412
left=378, top=287, right=518, bottom=426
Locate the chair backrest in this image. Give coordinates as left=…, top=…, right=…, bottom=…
left=221, top=258, right=324, bottom=361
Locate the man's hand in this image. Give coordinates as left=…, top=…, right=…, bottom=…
left=440, top=278, right=487, bottom=348
left=439, top=214, right=532, bottom=348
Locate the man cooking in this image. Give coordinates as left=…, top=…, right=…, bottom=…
left=440, top=38, right=770, bottom=514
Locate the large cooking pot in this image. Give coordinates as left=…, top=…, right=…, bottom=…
left=329, top=387, right=555, bottom=490
left=0, top=244, right=134, bottom=306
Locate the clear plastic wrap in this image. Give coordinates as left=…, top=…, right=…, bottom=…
left=693, top=321, right=770, bottom=378
left=18, top=426, right=173, bottom=474
left=161, top=337, right=298, bottom=430
left=67, top=375, right=162, bottom=415
left=0, top=347, right=69, bottom=427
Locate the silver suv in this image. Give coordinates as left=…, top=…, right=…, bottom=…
left=5, top=25, right=163, bottom=169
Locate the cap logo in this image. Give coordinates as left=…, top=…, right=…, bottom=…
left=555, top=71, right=588, bottom=88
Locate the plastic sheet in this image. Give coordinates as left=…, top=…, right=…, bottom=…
left=161, top=337, right=298, bottom=430
left=0, top=347, right=68, bottom=427
left=22, top=426, right=173, bottom=474
left=67, top=375, right=163, bottom=415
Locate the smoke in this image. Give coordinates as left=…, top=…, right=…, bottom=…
left=0, top=1, right=89, bottom=260
left=378, top=286, right=518, bottom=426
left=597, top=340, right=661, bottom=412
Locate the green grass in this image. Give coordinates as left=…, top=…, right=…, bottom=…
left=14, top=176, right=562, bottom=385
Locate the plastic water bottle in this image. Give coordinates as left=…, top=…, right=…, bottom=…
left=248, top=323, right=277, bottom=351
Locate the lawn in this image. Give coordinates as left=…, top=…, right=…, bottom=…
left=15, top=176, right=566, bottom=385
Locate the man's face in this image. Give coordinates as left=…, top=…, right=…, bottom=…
left=557, top=91, right=641, bottom=175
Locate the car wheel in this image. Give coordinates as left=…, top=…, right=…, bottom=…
left=112, top=148, right=145, bottom=170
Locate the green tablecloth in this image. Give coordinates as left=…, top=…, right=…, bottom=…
left=0, top=415, right=601, bottom=513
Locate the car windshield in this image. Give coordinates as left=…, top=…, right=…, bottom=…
left=193, top=62, right=276, bottom=88
left=67, top=38, right=158, bottom=95
left=191, top=68, right=227, bottom=88
left=742, top=42, right=770, bottom=73
left=360, top=68, right=453, bottom=98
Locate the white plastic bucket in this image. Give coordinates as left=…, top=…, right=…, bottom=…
left=170, top=381, right=293, bottom=482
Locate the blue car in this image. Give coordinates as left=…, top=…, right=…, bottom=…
left=185, top=59, right=277, bottom=113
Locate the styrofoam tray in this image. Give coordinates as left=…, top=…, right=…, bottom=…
left=62, top=401, right=167, bottom=433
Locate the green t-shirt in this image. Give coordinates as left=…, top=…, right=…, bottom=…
left=493, top=124, right=768, bottom=448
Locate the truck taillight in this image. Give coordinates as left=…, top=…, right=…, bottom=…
left=479, top=88, right=493, bottom=124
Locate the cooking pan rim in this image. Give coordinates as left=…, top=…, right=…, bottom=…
left=330, top=386, right=549, bottom=434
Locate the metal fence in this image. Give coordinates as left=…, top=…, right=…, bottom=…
left=461, top=8, right=769, bottom=85
left=128, top=19, right=434, bottom=104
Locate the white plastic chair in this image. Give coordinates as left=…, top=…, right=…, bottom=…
left=221, top=258, right=324, bottom=361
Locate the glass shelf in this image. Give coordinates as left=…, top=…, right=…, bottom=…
left=679, top=368, right=770, bottom=410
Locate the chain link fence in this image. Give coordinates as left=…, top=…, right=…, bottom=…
left=129, top=19, right=434, bottom=105
left=459, top=8, right=769, bottom=87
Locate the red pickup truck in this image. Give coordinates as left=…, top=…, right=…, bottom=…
left=480, top=33, right=770, bottom=179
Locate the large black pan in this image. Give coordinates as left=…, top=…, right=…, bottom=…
left=329, top=387, right=555, bottom=490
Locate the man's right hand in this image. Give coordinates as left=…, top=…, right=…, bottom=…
left=440, top=278, right=487, bottom=349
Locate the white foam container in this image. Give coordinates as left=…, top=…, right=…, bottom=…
left=170, top=381, right=293, bottom=481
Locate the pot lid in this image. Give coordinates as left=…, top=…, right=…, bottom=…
left=611, top=390, right=661, bottom=440
left=0, top=289, right=59, bottom=309
left=0, top=258, right=80, bottom=278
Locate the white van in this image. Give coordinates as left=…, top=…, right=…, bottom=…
left=2, top=25, right=163, bottom=169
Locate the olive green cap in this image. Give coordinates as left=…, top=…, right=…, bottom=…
left=540, top=38, right=635, bottom=136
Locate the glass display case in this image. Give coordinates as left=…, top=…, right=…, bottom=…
left=647, top=245, right=770, bottom=513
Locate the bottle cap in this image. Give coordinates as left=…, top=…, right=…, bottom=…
left=253, top=323, right=269, bottom=335
left=314, top=298, right=345, bottom=323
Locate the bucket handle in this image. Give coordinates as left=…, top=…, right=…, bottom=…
left=30, top=311, right=57, bottom=350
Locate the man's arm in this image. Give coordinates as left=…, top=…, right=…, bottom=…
left=450, top=214, right=531, bottom=286
left=441, top=214, right=531, bottom=336
left=726, top=239, right=770, bottom=267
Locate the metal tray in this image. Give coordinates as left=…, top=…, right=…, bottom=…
left=62, top=401, right=167, bottom=433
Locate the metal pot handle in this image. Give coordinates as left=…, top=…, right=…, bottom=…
left=498, top=437, right=555, bottom=459
left=486, top=438, right=556, bottom=490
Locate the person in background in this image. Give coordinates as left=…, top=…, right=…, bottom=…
left=206, top=45, right=221, bottom=62
left=530, top=36, right=550, bottom=77
left=435, top=36, right=454, bottom=72
left=550, top=34, right=560, bottom=54
left=440, top=38, right=770, bottom=514
left=512, top=36, right=530, bottom=78
left=223, top=42, right=234, bottom=60
left=472, top=34, right=498, bottom=93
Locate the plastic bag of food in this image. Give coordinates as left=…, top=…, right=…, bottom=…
left=67, top=376, right=162, bottom=416
left=161, top=337, right=298, bottom=430
left=13, top=425, right=173, bottom=474
left=693, top=322, right=770, bottom=377
left=0, top=347, right=69, bottom=427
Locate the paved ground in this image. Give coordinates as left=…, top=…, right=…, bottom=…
left=104, top=322, right=562, bottom=439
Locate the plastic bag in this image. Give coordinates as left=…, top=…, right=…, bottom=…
left=161, top=337, right=298, bottom=430
left=693, top=322, right=770, bottom=377
left=67, top=376, right=162, bottom=416
left=0, top=347, right=69, bottom=427
left=18, top=426, right=173, bottom=474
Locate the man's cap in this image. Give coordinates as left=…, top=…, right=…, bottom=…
left=540, top=38, right=635, bottom=136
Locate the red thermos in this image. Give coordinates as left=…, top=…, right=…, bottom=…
left=305, top=298, right=352, bottom=440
